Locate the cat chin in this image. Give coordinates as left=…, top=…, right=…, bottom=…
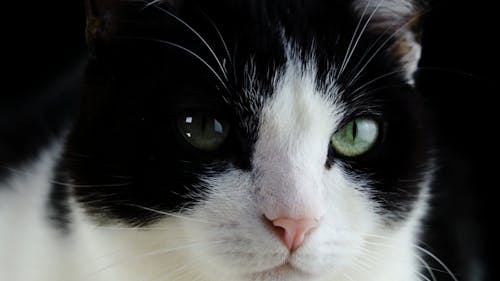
left=246, top=264, right=320, bottom=281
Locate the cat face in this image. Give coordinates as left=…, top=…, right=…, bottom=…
left=61, top=0, right=431, bottom=280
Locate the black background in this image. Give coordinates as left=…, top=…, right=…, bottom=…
left=418, top=1, right=497, bottom=280
left=1, top=0, right=498, bottom=280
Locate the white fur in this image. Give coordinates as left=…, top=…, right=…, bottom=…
left=398, top=31, right=421, bottom=83
left=0, top=54, right=429, bottom=281
left=0, top=144, right=77, bottom=281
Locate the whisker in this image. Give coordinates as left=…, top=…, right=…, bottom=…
left=128, top=204, right=219, bottom=225
left=1, top=165, right=131, bottom=188
left=143, top=0, right=163, bottom=8
left=87, top=240, right=225, bottom=279
left=414, top=245, right=459, bottom=281
left=342, top=273, right=356, bottom=281
left=345, top=20, right=393, bottom=84
left=339, top=0, right=384, bottom=76
left=168, top=265, right=192, bottom=281
left=348, top=83, right=407, bottom=103
left=347, top=69, right=405, bottom=96
left=351, top=257, right=374, bottom=272
left=362, top=233, right=459, bottom=281
left=416, top=270, right=433, bottom=281
left=90, top=240, right=164, bottom=262
left=231, top=41, right=239, bottom=85
left=359, top=243, right=438, bottom=281
left=416, top=254, right=438, bottom=281
left=148, top=264, right=188, bottom=281
left=118, top=36, right=230, bottom=93
left=55, top=181, right=133, bottom=188
left=150, top=4, right=229, bottom=80
left=339, top=0, right=372, bottom=76
left=0, top=165, right=42, bottom=178
left=348, top=10, right=426, bottom=87
left=97, top=226, right=174, bottom=230
left=200, top=10, right=233, bottom=74
left=135, top=240, right=226, bottom=259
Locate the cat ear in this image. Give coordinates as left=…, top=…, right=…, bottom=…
left=85, top=0, right=183, bottom=54
left=352, top=0, right=425, bottom=84
left=85, top=0, right=119, bottom=49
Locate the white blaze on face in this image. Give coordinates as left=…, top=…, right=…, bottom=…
left=252, top=60, right=341, bottom=221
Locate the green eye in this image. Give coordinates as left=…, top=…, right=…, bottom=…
left=331, top=117, right=379, bottom=157
left=177, top=113, right=230, bottom=152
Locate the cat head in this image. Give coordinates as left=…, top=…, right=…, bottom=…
left=61, top=0, right=431, bottom=280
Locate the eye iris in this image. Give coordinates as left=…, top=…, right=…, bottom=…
left=178, top=113, right=229, bottom=151
left=331, top=118, right=378, bottom=157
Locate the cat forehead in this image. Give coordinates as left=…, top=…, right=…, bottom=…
left=87, top=0, right=416, bottom=136
left=155, top=2, right=407, bottom=100
left=257, top=58, right=343, bottom=152
left=230, top=48, right=344, bottom=136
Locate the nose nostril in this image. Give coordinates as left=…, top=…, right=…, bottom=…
left=266, top=216, right=319, bottom=252
left=271, top=223, right=286, bottom=239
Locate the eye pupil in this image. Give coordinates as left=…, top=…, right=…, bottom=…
left=200, top=116, right=206, bottom=131
left=352, top=121, right=358, bottom=140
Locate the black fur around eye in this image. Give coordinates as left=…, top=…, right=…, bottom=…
left=177, top=112, right=230, bottom=152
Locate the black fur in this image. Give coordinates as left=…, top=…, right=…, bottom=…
left=60, top=0, right=430, bottom=225
left=0, top=65, right=82, bottom=181
left=47, top=170, right=72, bottom=233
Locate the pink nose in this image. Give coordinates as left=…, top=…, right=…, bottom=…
left=270, top=217, right=318, bottom=251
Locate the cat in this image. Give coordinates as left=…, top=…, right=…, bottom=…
left=0, top=0, right=446, bottom=280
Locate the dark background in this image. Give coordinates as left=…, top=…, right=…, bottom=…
left=1, top=0, right=498, bottom=280
left=418, top=1, right=497, bottom=280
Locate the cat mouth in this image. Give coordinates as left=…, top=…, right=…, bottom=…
left=249, top=261, right=313, bottom=279
left=266, top=262, right=300, bottom=273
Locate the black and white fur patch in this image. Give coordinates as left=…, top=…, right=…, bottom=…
left=0, top=1, right=437, bottom=281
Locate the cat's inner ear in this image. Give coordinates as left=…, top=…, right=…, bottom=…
left=353, top=0, right=425, bottom=83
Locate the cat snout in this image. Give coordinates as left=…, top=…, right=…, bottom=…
left=265, top=216, right=319, bottom=252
